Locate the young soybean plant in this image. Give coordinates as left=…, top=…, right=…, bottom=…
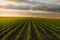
left=27, top=20, right=32, bottom=40
left=15, top=20, right=28, bottom=40
left=2, top=21, right=25, bottom=40
left=32, top=21, right=43, bottom=40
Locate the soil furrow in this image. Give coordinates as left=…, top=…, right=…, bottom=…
left=9, top=21, right=26, bottom=40
left=33, top=20, right=48, bottom=40
left=31, top=20, right=38, bottom=40
left=20, top=21, right=29, bottom=40
left=0, top=22, right=20, bottom=40
left=39, top=22, right=58, bottom=40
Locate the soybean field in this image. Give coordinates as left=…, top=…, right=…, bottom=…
left=0, top=17, right=60, bottom=40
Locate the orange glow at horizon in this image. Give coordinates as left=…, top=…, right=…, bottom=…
left=0, top=8, right=60, bottom=18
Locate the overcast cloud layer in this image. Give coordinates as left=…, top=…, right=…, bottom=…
left=0, top=0, right=60, bottom=12
left=0, top=0, right=60, bottom=17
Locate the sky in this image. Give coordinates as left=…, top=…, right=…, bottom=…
left=0, top=0, right=60, bottom=18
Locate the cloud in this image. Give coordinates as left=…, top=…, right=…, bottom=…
left=5, top=0, right=17, bottom=2
left=0, top=9, right=60, bottom=17
left=0, top=0, right=60, bottom=17
left=0, top=0, right=60, bottom=12
left=17, top=0, right=45, bottom=4
left=53, top=0, right=60, bottom=2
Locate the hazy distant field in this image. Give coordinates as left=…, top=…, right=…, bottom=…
left=0, top=17, right=60, bottom=40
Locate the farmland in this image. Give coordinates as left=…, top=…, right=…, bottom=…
left=0, top=17, right=60, bottom=40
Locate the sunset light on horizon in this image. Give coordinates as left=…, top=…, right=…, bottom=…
left=0, top=0, right=60, bottom=18
left=0, top=1, right=60, bottom=40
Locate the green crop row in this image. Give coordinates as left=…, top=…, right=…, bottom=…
left=0, top=17, right=60, bottom=40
